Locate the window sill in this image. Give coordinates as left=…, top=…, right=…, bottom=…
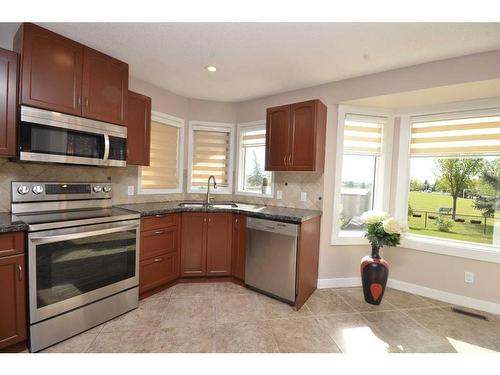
left=331, top=230, right=369, bottom=246
left=137, top=188, right=183, bottom=195
left=401, top=234, right=500, bottom=264
left=187, top=189, right=232, bottom=195
left=235, top=190, right=273, bottom=198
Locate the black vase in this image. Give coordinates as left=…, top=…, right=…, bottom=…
left=360, top=244, right=389, bottom=305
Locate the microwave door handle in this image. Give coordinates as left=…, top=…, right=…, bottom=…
left=103, top=134, right=110, bottom=161
left=30, top=224, right=138, bottom=245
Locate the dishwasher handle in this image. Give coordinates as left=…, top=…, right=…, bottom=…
left=246, top=217, right=298, bottom=237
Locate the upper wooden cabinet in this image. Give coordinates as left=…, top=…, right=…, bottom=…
left=265, top=99, right=327, bottom=172
left=82, top=48, right=128, bottom=125
left=14, top=23, right=128, bottom=126
left=127, top=91, right=151, bottom=166
left=0, top=48, right=18, bottom=157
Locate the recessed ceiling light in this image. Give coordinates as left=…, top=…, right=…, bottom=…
left=206, top=65, right=217, bottom=72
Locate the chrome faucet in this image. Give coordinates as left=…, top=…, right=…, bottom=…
left=206, top=175, right=217, bottom=205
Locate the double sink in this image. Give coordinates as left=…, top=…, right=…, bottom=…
left=178, top=202, right=238, bottom=209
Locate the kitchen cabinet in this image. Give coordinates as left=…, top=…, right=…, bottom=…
left=206, top=213, right=232, bottom=276
left=126, top=91, right=151, bottom=166
left=180, top=213, right=207, bottom=277
left=180, top=212, right=232, bottom=277
left=0, top=232, right=26, bottom=351
left=265, top=99, right=327, bottom=172
left=231, top=214, right=246, bottom=281
left=81, top=47, right=128, bottom=126
left=0, top=48, right=18, bottom=157
left=139, top=214, right=179, bottom=296
left=14, top=23, right=129, bottom=126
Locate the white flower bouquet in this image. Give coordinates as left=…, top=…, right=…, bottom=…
left=360, top=211, right=407, bottom=254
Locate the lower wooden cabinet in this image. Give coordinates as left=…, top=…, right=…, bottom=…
left=231, top=214, right=246, bottom=281
left=0, top=233, right=26, bottom=351
left=180, top=212, right=232, bottom=277
left=139, top=252, right=178, bottom=294
left=139, top=214, right=180, bottom=296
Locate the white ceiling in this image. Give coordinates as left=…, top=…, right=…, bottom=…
left=1, top=23, right=500, bottom=102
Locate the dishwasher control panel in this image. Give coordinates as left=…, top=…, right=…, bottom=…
left=246, top=217, right=298, bottom=237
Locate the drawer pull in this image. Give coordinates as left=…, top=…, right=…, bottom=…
left=18, top=265, right=22, bottom=281
left=154, top=214, right=164, bottom=218
left=153, top=258, right=163, bottom=262
left=154, top=230, right=164, bottom=235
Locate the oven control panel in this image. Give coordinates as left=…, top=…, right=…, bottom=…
left=12, top=182, right=112, bottom=202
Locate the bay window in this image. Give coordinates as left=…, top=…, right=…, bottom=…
left=331, top=106, right=394, bottom=244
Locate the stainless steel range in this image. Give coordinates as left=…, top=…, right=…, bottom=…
left=11, top=181, right=140, bottom=352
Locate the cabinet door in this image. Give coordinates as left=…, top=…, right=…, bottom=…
left=127, top=91, right=151, bottom=165
left=0, top=48, right=17, bottom=157
left=206, top=213, right=232, bottom=276
left=265, top=104, right=290, bottom=171
left=139, top=252, right=178, bottom=294
left=17, top=23, right=83, bottom=115
left=82, top=47, right=128, bottom=125
left=0, top=254, right=26, bottom=350
left=231, top=214, right=246, bottom=281
left=289, top=100, right=316, bottom=171
left=180, top=213, right=207, bottom=276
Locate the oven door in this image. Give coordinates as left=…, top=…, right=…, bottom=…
left=19, top=105, right=127, bottom=167
left=28, top=220, right=140, bottom=324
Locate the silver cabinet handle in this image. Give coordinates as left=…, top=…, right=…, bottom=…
left=154, top=214, right=164, bottom=218
left=85, top=97, right=89, bottom=108
left=288, top=154, right=292, bottom=165
left=154, top=230, right=164, bottom=235
left=283, top=155, right=287, bottom=166
left=77, top=96, right=81, bottom=108
left=153, top=258, right=163, bottom=262
left=18, top=265, right=22, bottom=281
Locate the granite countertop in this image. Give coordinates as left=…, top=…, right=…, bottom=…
left=117, top=201, right=322, bottom=224
left=0, top=213, right=28, bottom=233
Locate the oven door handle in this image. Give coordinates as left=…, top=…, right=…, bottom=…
left=103, top=133, right=110, bottom=161
left=30, top=224, right=138, bottom=245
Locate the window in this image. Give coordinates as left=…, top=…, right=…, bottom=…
left=137, top=112, right=184, bottom=194
left=188, top=121, right=234, bottom=193
left=403, top=109, right=500, bottom=249
left=332, top=106, right=394, bottom=244
left=236, top=121, right=273, bottom=197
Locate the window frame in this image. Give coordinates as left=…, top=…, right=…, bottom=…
left=137, top=111, right=185, bottom=195
left=187, top=120, right=235, bottom=194
left=235, top=120, right=274, bottom=198
left=331, top=105, right=395, bottom=245
left=395, top=102, right=500, bottom=264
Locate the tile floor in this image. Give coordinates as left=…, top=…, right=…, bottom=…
left=41, top=283, right=500, bottom=353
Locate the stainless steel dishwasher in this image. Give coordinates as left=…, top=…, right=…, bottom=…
left=245, top=217, right=298, bottom=304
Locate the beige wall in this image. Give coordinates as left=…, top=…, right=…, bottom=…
left=235, top=49, right=500, bottom=304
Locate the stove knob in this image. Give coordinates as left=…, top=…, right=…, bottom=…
left=93, top=185, right=102, bottom=193
left=32, top=185, right=44, bottom=195
left=103, top=186, right=112, bottom=193
left=17, top=185, right=29, bottom=195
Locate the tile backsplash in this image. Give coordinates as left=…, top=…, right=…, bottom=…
left=0, top=158, right=324, bottom=212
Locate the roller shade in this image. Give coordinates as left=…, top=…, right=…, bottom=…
left=140, top=121, right=179, bottom=190
left=343, top=114, right=385, bottom=156
left=241, top=129, right=266, bottom=146
left=410, top=115, right=500, bottom=156
left=191, top=130, right=230, bottom=188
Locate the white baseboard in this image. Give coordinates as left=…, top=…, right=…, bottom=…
left=317, top=277, right=500, bottom=315
left=317, top=277, right=361, bottom=289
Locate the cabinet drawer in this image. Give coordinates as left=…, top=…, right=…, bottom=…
left=141, top=226, right=178, bottom=261
left=0, top=232, right=25, bottom=258
left=139, top=252, right=178, bottom=294
left=141, top=214, right=178, bottom=232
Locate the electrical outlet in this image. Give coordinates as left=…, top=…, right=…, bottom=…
left=276, top=190, right=283, bottom=200
left=464, top=271, right=474, bottom=284
left=300, top=192, right=307, bottom=202
left=127, top=186, right=135, bottom=196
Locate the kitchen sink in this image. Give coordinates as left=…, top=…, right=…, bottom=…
left=178, top=202, right=238, bottom=208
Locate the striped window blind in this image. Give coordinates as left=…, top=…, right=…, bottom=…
left=343, top=114, right=385, bottom=156
left=191, top=129, right=230, bottom=188
left=140, top=121, right=179, bottom=190
left=410, top=115, right=500, bottom=156
left=241, top=128, right=266, bottom=146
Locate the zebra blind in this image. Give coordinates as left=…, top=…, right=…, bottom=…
left=343, top=114, right=385, bottom=156
left=140, top=121, right=179, bottom=190
left=191, top=129, right=230, bottom=188
left=410, top=115, right=500, bottom=156
left=241, top=128, right=266, bottom=146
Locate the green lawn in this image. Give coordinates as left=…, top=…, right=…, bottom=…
left=408, top=191, right=497, bottom=244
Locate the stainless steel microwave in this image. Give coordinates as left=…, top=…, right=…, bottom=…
left=19, top=106, right=127, bottom=167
